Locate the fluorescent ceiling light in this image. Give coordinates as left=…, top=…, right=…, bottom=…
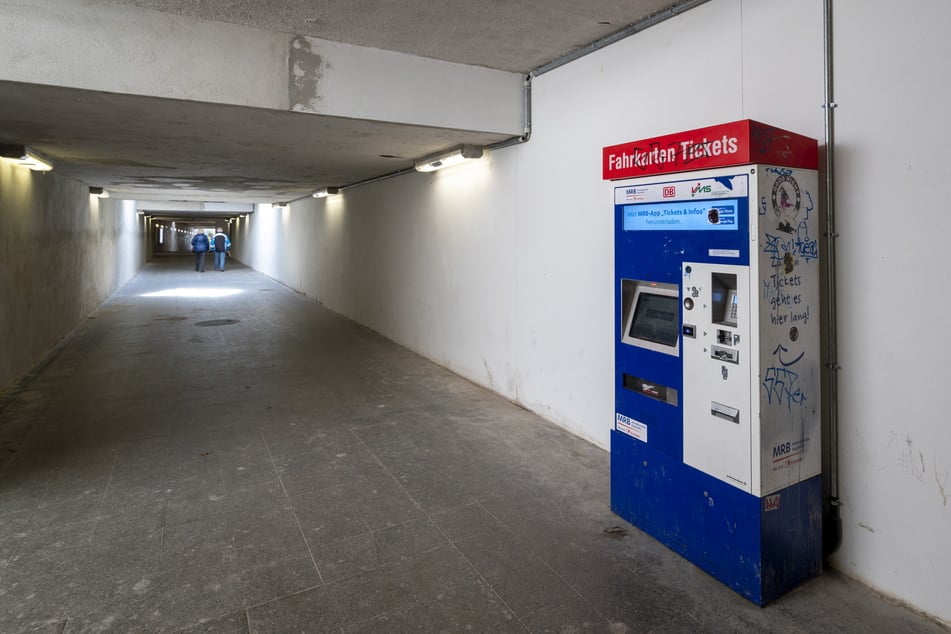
left=0, top=144, right=53, bottom=171
left=89, top=186, right=110, bottom=198
left=313, top=187, right=340, bottom=198
left=414, top=144, right=483, bottom=172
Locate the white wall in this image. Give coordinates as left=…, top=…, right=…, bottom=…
left=828, top=0, right=951, bottom=621
left=515, top=0, right=826, bottom=460
left=0, top=165, right=144, bottom=391
left=239, top=0, right=951, bottom=623
left=239, top=157, right=519, bottom=395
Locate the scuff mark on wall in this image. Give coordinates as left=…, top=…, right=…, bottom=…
left=482, top=356, right=496, bottom=390
left=893, top=431, right=925, bottom=482
left=289, top=35, right=325, bottom=112
left=858, top=522, right=875, bottom=533
left=936, top=464, right=949, bottom=507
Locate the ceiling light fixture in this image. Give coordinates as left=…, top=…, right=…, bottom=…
left=312, top=187, right=340, bottom=198
left=414, top=144, right=483, bottom=173
left=89, top=186, right=110, bottom=198
left=0, top=144, right=53, bottom=171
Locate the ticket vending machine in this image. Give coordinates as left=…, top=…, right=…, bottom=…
left=604, top=121, right=822, bottom=604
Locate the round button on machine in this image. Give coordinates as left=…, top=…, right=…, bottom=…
left=683, top=297, right=694, bottom=310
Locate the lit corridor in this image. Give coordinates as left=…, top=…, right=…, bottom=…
left=0, top=257, right=942, bottom=632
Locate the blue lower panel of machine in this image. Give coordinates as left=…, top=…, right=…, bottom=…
left=610, top=430, right=821, bottom=605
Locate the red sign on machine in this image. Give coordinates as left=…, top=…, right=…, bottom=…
left=602, top=119, right=818, bottom=180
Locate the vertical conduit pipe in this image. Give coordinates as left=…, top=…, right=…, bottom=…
left=486, top=75, right=533, bottom=152
left=822, top=0, right=842, bottom=556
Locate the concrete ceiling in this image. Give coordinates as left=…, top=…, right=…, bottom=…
left=0, top=0, right=697, bottom=206
left=100, top=0, right=680, bottom=74
left=0, top=81, right=512, bottom=203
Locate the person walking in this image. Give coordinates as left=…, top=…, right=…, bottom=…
left=191, top=230, right=210, bottom=272
left=212, top=228, right=231, bottom=271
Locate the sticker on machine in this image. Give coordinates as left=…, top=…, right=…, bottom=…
left=764, top=494, right=781, bottom=512
left=709, top=248, right=740, bottom=258
left=616, top=413, right=648, bottom=443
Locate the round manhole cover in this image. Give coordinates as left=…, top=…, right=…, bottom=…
left=195, top=319, right=240, bottom=327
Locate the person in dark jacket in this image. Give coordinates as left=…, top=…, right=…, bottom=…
left=211, top=229, right=231, bottom=271
left=191, top=230, right=210, bottom=272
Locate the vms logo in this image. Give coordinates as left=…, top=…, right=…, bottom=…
left=691, top=182, right=712, bottom=195
left=662, top=186, right=676, bottom=198
left=765, top=494, right=781, bottom=512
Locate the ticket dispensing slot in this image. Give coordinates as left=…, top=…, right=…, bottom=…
left=711, top=401, right=740, bottom=423
left=623, top=373, right=679, bottom=406
left=711, top=345, right=739, bottom=364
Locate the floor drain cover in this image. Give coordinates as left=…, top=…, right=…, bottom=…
left=195, top=319, right=240, bottom=327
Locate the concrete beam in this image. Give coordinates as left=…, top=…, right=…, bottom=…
left=0, top=0, right=523, bottom=135
left=290, top=36, right=524, bottom=135
left=135, top=201, right=255, bottom=213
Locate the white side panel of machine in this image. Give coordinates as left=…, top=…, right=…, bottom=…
left=755, top=166, right=822, bottom=495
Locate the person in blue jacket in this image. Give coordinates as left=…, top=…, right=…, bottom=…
left=191, top=230, right=210, bottom=272
left=211, top=228, right=231, bottom=272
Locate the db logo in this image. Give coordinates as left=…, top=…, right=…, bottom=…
left=662, top=186, right=676, bottom=198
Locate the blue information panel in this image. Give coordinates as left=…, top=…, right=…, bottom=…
left=622, top=200, right=739, bottom=231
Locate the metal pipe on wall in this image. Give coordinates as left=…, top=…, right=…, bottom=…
left=822, top=0, right=842, bottom=556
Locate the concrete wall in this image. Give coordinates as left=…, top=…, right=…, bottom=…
left=238, top=0, right=951, bottom=623
left=0, top=165, right=145, bottom=391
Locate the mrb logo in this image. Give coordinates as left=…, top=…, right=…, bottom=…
left=772, top=442, right=792, bottom=458
left=690, top=182, right=712, bottom=195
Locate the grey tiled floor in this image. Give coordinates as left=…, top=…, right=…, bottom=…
left=0, top=256, right=945, bottom=633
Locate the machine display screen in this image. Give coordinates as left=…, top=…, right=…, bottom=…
left=629, top=292, right=679, bottom=347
